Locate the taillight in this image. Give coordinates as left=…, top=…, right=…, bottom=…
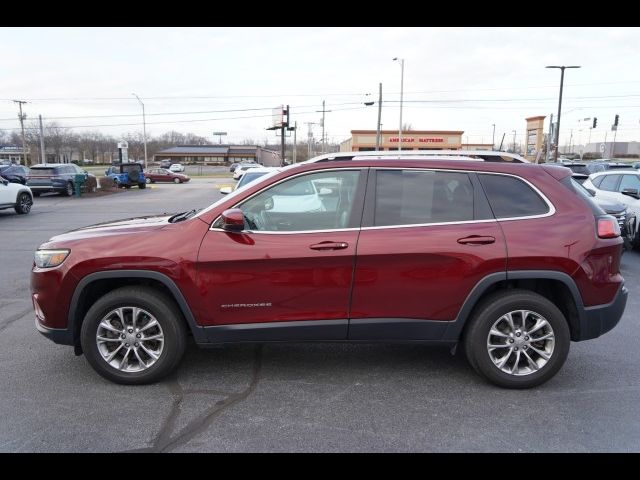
left=597, top=215, right=621, bottom=239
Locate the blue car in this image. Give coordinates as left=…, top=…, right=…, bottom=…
left=105, top=163, right=146, bottom=189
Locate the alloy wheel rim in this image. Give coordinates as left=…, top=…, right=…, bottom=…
left=486, top=310, right=555, bottom=376
left=20, top=193, right=32, bottom=212
left=67, top=183, right=73, bottom=195
left=96, top=307, right=164, bottom=373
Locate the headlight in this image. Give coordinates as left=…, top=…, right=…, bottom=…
left=34, top=249, right=70, bottom=268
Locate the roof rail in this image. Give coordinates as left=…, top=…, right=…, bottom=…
left=299, top=150, right=529, bottom=164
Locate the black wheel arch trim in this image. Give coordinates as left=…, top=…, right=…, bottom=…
left=68, top=270, right=207, bottom=345
left=444, top=269, right=623, bottom=343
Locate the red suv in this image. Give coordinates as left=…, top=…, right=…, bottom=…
left=31, top=151, right=627, bottom=388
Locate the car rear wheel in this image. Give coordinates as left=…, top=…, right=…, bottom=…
left=80, top=286, right=187, bottom=385
left=463, top=289, right=570, bottom=389
left=173, top=177, right=180, bottom=184
left=63, top=182, right=74, bottom=196
left=14, top=192, right=33, bottom=214
left=145, top=177, right=152, bottom=184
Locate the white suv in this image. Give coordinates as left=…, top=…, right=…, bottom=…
left=583, top=170, right=640, bottom=246
left=0, top=176, right=33, bottom=214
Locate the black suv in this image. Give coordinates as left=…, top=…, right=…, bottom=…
left=0, top=164, right=29, bottom=184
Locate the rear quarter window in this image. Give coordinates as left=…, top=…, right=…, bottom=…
left=478, top=174, right=550, bottom=219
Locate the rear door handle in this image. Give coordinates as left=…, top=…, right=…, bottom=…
left=309, top=241, right=349, bottom=251
left=457, top=235, right=496, bottom=245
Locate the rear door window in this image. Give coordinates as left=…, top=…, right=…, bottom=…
left=599, top=174, right=621, bottom=192
left=373, top=170, right=476, bottom=226
left=618, top=174, right=640, bottom=192
left=478, top=174, right=550, bottom=219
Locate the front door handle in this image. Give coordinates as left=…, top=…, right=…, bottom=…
left=309, top=241, right=349, bottom=251
left=457, top=235, right=496, bottom=245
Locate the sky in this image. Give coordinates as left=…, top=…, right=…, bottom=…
left=1, top=27, right=639, bottom=149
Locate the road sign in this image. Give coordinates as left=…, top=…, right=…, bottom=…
left=117, top=141, right=128, bottom=149
left=600, top=143, right=606, bottom=153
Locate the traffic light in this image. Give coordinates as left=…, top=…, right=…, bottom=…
left=592, top=117, right=597, bottom=129
left=614, top=114, right=619, bottom=127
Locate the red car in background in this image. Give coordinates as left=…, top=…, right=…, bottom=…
left=145, top=168, right=190, bottom=184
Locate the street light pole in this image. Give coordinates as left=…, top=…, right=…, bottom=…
left=393, top=57, right=404, bottom=152
left=546, top=65, right=581, bottom=162
left=132, top=93, right=148, bottom=169
left=376, top=83, right=382, bottom=150
left=512, top=130, right=517, bottom=153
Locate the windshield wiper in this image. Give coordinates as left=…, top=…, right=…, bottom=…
left=168, top=209, right=198, bottom=223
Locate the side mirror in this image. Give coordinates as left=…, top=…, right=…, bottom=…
left=586, top=188, right=596, bottom=196
left=621, top=188, right=640, bottom=200
left=219, top=186, right=233, bottom=195
left=221, top=208, right=245, bottom=232
left=0, top=177, right=8, bottom=186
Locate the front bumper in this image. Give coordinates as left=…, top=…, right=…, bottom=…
left=35, top=317, right=74, bottom=345
left=577, top=283, right=628, bottom=341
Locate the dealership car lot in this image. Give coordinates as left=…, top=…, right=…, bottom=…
left=1, top=177, right=640, bottom=452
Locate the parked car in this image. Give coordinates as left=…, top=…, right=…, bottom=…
left=169, top=163, right=185, bottom=173
left=583, top=170, right=640, bottom=248
left=145, top=168, right=190, bottom=184
left=31, top=150, right=627, bottom=388
left=551, top=161, right=591, bottom=184
left=575, top=180, right=636, bottom=248
left=0, top=164, right=29, bottom=184
left=229, top=161, right=257, bottom=173
left=27, top=163, right=93, bottom=197
left=105, top=163, right=146, bottom=189
left=159, top=160, right=172, bottom=169
left=586, top=161, right=634, bottom=174
left=232, top=164, right=261, bottom=180
left=220, top=167, right=278, bottom=194
left=0, top=176, right=33, bottom=214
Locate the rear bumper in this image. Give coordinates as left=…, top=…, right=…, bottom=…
left=576, top=283, right=628, bottom=341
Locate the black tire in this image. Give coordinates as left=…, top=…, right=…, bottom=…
left=173, top=177, right=180, bottom=184
left=138, top=182, right=146, bottom=189
left=632, top=226, right=640, bottom=250
left=14, top=192, right=33, bottom=214
left=62, top=182, right=74, bottom=196
left=124, top=184, right=131, bottom=189
left=463, top=289, right=570, bottom=389
left=80, top=286, right=187, bottom=385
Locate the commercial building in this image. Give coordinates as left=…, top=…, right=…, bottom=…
left=340, top=130, right=465, bottom=152
left=584, top=141, right=640, bottom=158
left=153, top=145, right=281, bottom=166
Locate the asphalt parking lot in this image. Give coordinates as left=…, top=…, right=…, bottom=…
left=1, top=179, right=639, bottom=452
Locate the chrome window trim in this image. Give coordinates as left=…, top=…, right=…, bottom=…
left=208, top=166, right=556, bottom=234
left=370, top=167, right=556, bottom=224
left=209, top=167, right=364, bottom=232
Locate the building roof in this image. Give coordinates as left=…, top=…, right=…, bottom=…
left=156, top=145, right=229, bottom=155
left=350, top=129, right=465, bottom=135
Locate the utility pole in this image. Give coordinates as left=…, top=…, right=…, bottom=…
left=546, top=114, right=554, bottom=162
left=568, top=129, right=573, bottom=153
left=492, top=123, right=496, bottom=149
left=321, top=100, right=326, bottom=154
left=546, top=65, right=581, bottom=162
left=512, top=130, right=517, bottom=153
left=13, top=100, right=28, bottom=166
left=39, top=115, right=45, bottom=164
left=293, top=121, right=297, bottom=163
left=376, top=83, right=383, bottom=150
left=132, top=93, right=148, bottom=169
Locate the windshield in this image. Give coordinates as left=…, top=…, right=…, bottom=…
left=194, top=167, right=284, bottom=220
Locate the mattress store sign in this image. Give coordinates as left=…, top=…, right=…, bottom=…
left=389, top=137, right=445, bottom=143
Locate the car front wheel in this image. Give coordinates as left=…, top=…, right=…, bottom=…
left=63, top=182, right=74, bottom=196
left=14, top=192, right=33, bottom=214
left=80, top=286, right=187, bottom=385
left=463, top=289, right=570, bottom=389
left=173, top=177, right=181, bottom=184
